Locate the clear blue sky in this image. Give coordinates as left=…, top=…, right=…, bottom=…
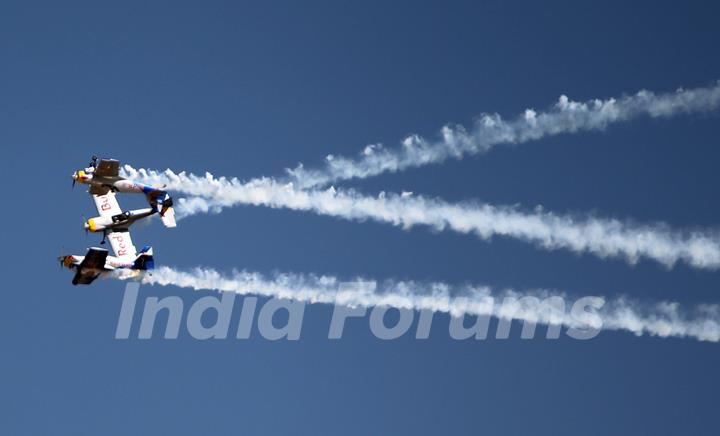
left=2, top=1, right=719, bottom=434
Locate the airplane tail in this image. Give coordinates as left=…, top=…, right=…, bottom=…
left=160, top=205, right=176, bottom=228
left=133, top=245, right=155, bottom=270
left=149, top=191, right=177, bottom=228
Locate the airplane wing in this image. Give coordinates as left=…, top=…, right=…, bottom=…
left=72, top=272, right=98, bottom=285
left=92, top=191, right=123, bottom=218
left=94, top=159, right=120, bottom=178
left=73, top=247, right=109, bottom=285
left=79, top=247, right=109, bottom=269
left=107, top=229, right=137, bottom=261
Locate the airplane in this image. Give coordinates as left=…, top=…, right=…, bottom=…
left=72, top=156, right=176, bottom=228
left=59, top=245, right=154, bottom=285
left=85, top=190, right=175, bottom=244
left=60, top=191, right=156, bottom=285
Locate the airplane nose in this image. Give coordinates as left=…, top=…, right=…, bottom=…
left=60, top=255, right=74, bottom=268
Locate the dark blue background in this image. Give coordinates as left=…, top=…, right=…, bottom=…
left=1, top=1, right=719, bottom=434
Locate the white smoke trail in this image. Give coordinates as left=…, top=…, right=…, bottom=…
left=124, top=166, right=720, bottom=270
left=140, top=266, right=720, bottom=342
left=285, top=81, right=720, bottom=188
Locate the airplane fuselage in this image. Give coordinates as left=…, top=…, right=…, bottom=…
left=74, top=170, right=160, bottom=195
left=85, top=207, right=156, bottom=233
left=65, top=253, right=140, bottom=271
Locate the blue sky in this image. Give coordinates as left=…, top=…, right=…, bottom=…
left=2, top=1, right=720, bottom=434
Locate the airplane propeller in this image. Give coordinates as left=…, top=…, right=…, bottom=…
left=58, top=247, right=66, bottom=270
